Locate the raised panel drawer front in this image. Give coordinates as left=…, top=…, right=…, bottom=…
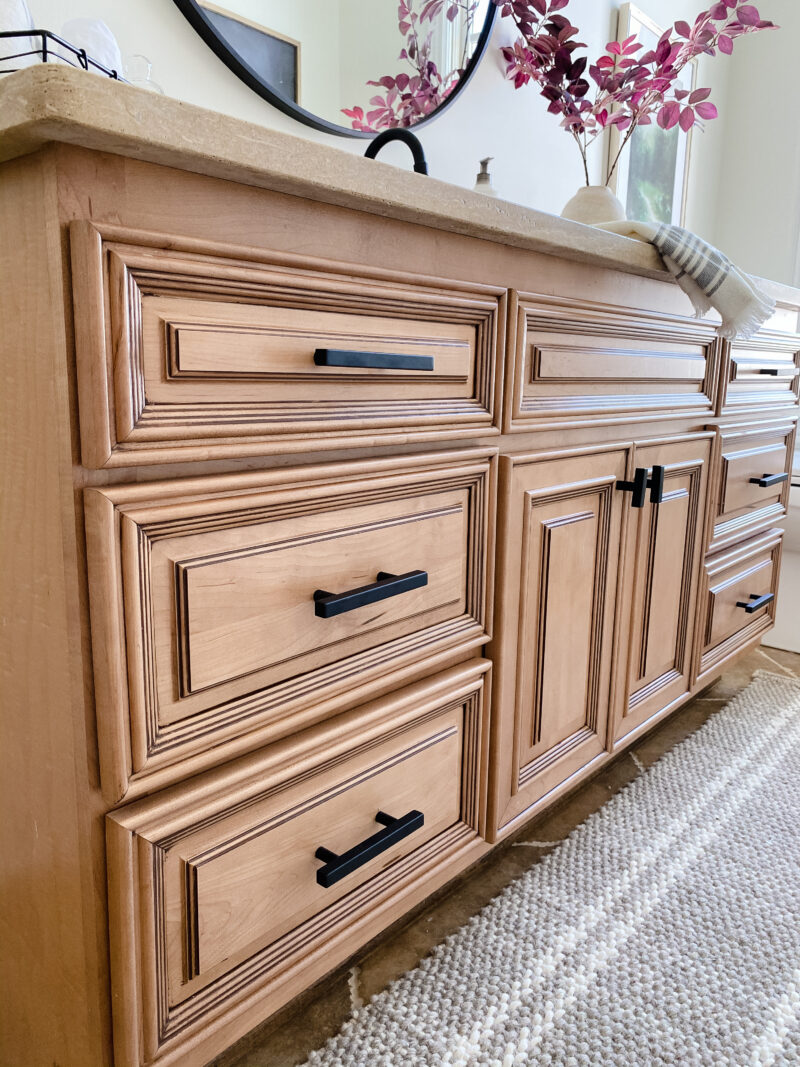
left=722, top=334, right=800, bottom=415
left=709, top=418, right=796, bottom=551
left=70, top=221, right=501, bottom=467
left=506, top=291, right=719, bottom=431
left=84, top=449, right=494, bottom=803
left=696, top=529, right=782, bottom=684
left=488, top=445, right=630, bottom=837
left=105, top=661, right=489, bottom=1067
left=615, top=433, right=713, bottom=746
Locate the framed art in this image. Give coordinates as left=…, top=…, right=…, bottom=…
left=198, top=2, right=301, bottom=104
left=608, top=3, right=696, bottom=226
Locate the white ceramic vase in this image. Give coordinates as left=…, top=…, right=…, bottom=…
left=561, top=185, right=626, bottom=225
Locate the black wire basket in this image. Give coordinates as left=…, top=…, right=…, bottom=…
left=0, top=29, right=123, bottom=79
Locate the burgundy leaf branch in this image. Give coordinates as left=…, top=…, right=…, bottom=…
left=493, top=0, right=775, bottom=185
left=343, top=0, right=479, bottom=132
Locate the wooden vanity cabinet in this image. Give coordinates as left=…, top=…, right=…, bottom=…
left=2, top=93, right=799, bottom=1067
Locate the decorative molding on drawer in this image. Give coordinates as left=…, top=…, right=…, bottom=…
left=84, top=448, right=496, bottom=804
left=105, top=660, right=490, bottom=1067
left=504, top=291, right=721, bottom=432
left=694, top=527, right=783, bottom=685
left=707, top=417, right=797, bottom=553
left=183, top=723, right=458, bottom=981
left=69, top=221, right=503, bottom=467
left=721, top=332, right=800, bottom=416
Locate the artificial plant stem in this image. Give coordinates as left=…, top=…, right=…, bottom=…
left=570, top=129, right=590, bottom=186
left=605, top=120, right=638, bottom=186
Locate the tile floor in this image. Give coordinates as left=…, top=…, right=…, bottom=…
left=211, top=643, right=800, bottom=1067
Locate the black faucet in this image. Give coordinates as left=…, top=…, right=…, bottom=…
left=364, top=129, right=428, bottom=175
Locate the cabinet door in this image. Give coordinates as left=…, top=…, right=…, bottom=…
left=489, top=446, right=630, bottom=838
left=614, top=433, right=713, bottom=745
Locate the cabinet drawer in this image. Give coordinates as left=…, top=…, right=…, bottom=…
left=696, top=530, right=782, bottom=684
left=722, top=336, right=800, bottom=415
left=709, top=419, right=796, bottom=551
left=106, top=661, right=489, bottom=1067
left=85, top=449, right=494, bottom=802
left=71, top=222, right=501, bottom=467
left=506, top=293, right=719, bottom=431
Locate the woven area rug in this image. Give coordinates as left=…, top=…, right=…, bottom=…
left=304, top=671, right=800, bottom=1066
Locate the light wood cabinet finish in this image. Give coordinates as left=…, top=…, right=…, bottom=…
left=695, top=528, right=783, bottom=685
left=506, top=290, right=720, bottom=432
left=2, top=136, right=799, bottom=1067
left=722, top=333, right=800, bottom=416
left=85, top=449, right=493, bottom=803
left=106, top=661, right=490, bottom=1067
left=490, top=433, right=713, bottom=833
left=614, top=434, right=713, bottom=746
left=70, top=222, right=502, bottom=467
left=489, top=445, right=629, bottom=835
left=707, top=418, right=796, bottom=552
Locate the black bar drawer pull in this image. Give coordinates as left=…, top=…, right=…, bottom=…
left=314, top=570, right=427, bottom=619
left=617, top=467, right=648, bottom=508
left=757, top=367, right=780, bottom=376
left=315, top=810, right=424, bottom=888
left=314, top=348, right=434, bottom=372
left=749, top=472, right=789, bottom=488
left=736, top=592, right=775, bottom=613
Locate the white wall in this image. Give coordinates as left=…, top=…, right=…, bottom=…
left=27, top=0, right=798, bottom=284
left=712, top=0, right=800, bottom=285
left=207, top=0, right=342, bottom=119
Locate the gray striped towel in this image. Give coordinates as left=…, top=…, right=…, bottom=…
left=597, top=220, right=775, bottom=340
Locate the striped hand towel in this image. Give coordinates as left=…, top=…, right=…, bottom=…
left=597, top=220, right=775, bottom=341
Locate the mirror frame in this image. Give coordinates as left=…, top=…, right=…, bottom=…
left=172, top=0, right=497, bottom=138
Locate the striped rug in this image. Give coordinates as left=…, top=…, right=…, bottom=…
left=304, top=671, right=800, bottom=1066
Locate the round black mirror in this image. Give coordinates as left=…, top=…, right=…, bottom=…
left=172, top=1, right=496, bottom=138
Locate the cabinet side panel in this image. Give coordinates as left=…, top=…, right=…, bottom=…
left=0, top=151, right=110, bottom=1065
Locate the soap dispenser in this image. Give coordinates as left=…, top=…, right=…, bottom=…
left=473, top=157, right=498, bottom=197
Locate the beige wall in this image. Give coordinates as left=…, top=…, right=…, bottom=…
left=27, top=0, right=798, bottom=284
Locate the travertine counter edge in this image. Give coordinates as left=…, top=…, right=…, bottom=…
left=0, top=65, right=796, bottom=305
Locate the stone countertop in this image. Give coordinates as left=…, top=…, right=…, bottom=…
left=1, top=65, right=797, bottom=306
